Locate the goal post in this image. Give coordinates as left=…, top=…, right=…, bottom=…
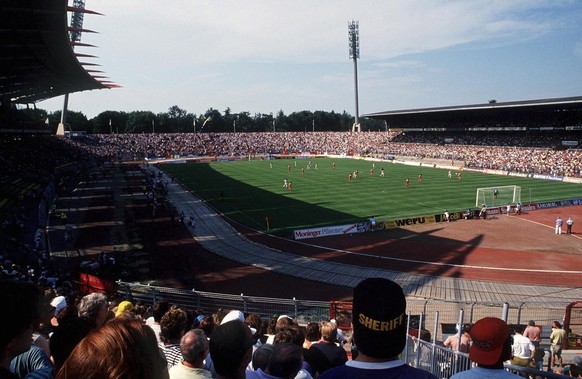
left=475, top=185, right=521, bottom=207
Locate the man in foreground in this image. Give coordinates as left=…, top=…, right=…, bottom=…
left=450, top=317, right=521, bottom=378
left=319, top=277, right=436, bottom=379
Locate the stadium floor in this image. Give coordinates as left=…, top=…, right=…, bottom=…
left=49, top=163, right=582, bottom=303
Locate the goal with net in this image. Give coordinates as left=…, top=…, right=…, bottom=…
left=475, top=185, right=521, bottom=207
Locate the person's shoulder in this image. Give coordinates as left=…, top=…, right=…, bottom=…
left=317, top=365, right=349, bottom=379
left=400, top=365, right=438, bottom=378
left=319, top=364, right=436, bottom=379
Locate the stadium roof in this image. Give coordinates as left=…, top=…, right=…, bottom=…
left=363, top=96, right=582, bottom=118
left=0, top=0, right=116, bottom=104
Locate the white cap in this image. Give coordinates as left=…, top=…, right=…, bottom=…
left=221, top=310, right=257, bottom=335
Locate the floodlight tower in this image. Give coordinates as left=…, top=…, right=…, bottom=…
left=60, top=0, right=86, bottom=134
left=348, top=20, right=360, bottom=132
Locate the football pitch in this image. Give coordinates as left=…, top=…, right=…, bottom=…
left=160, top=158, right=581, bottom=234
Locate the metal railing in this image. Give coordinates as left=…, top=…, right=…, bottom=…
left=116, top=281, right=572, bottom=378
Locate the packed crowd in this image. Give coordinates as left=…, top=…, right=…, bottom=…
left=2, top=130, right=582, bottom=378
left=4, top=276, right=580, bottom=379
left=71, top=131, right=582, bottom=178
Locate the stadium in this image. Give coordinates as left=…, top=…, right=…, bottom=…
left=2, top=1, right=582, bottom=378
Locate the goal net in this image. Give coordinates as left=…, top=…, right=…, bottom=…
left=475, top=185, right=521, bottom=207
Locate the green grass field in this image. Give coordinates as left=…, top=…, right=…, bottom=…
left=161, top=157, right=581, bottom=234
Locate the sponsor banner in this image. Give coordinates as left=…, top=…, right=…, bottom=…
left=532, top=174, right=564, bottom=181
left=507, top=172, right=529, bottom=178
left=562, top=140, right=579, bottom=146
left=564, top=177, right=582, bottom=184
left=385, top=215, right=436, bottom=229
left=436, top=211, right=463, bottom=222
left=293, top=223, right=369, bottom=240
left=536, top=201, right=561, bottom=209
left=486, top=207, right=502, bottom=215
left=483, top=169, right=508, bottom=176
left=558, top=199, right=582, bottom=207
left=522, top=204, right=537, bottom=212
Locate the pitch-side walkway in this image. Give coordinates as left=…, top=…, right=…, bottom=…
left=160, top=167, right=582, bottom=304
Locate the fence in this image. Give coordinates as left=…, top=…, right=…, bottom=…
left=117, top=281, right=570, bottom=339
left=404, top=336, right=568, bottom=378
left=116, top=281, right=573, bottom=377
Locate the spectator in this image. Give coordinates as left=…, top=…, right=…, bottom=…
left=443, top=324, right=472, bottom=353
left=145, top=301, right=171, bottom=343
left=550, top=320, right=567, bottom=368
left=55, top=318, right=169, bottom=379
left=247, top=343, right=303, bottom=379
left=510, top=324, right=535, bottom=367
left=10, top=346, right=52, bottom=379
left=209, top=319, right=253, bottom=379
left=114, top=300, right=134, bottom=318
left=273, top=325, right=313, bottom=378
left=168, top=329, right=212, bottom=379
left=562, top=355, right=582, bottom=377
left=24, top=317, right=94, bottom=379
left=319, top=278, right=437, bottom=379
left=266, top=316, right=294, bottom=345
left=245, top=313, right=263, bottom=348
left=303, top=323, right=320, bottom=350
left=450, top=317, right=520, bottom=378
left=252, top=345, right=273, bottom=372
left=0, top=280, right=44, bottom=379
left=77, top=292, right=109, bottom=329
left=159, top=307, right=189, bottom=368
left=306, top=321, right=347, bottom=376
left=523, top=320, right=543, bottom=369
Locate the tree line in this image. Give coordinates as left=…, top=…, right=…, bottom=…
left=22, top=105, right=386, bottom=133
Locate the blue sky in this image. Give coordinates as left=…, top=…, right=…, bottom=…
left=38, top=0, right=582, bottom=119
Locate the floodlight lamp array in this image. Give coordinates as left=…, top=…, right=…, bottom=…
left=348, top=20, right=360, bottom=59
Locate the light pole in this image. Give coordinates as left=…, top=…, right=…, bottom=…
left=348, top=20, right=360, bottom=132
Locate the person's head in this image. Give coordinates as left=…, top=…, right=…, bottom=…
left=319, top=321, right=338, bottom=343
left=275, top=315, right=294, bottom=333
left=252, top=344, right=273, bottom=371
left=305, top=322, right=321, bottom=342
left=528, top=320, right=536, bottom=327
left=56, top=318, right=168, bottom=379
left=469, top=317, right=512, bottom=367
left=514, top=324, right=525, bottom=335
left=209, top=320, right=253, bottom=378
left=77, top=292, right=109, bottom=328
left=245, top=313, right=262, bottom=341
left=462, top=323, right=472, bottom=335
left=0, top=280, right=43, bottom=365
left=152, top=301, right=170, bottom=323
left=180, top=329, right=208, bottom=368
left=552, top=321, right=562, bottom=329
left=159, top=306, right=188, bottom=344
left=114, top=300, right=134, bottom=318
left=199, top=315, right=216, bottom=339
left=351, top=278, right=407, bottom=359
left=273, top=325, right=305, bottom=347
left=266, top=343, right=303, bottom=379
left=49, top=317, right=93, bottom=370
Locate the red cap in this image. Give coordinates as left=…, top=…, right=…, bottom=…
left=469, top=317, right=509, bottom=365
